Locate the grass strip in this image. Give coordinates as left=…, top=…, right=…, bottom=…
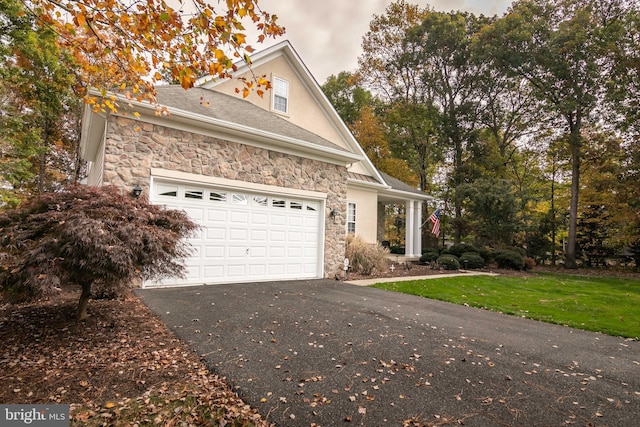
left=373, top=272, right=640, bottom=339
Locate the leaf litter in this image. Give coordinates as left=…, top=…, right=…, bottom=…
left=0, top=290, right=272, bottom=426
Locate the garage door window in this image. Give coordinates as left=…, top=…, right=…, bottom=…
left=210, top=192, right=227, bottom=202
left=157, top=184, right=178, bottom=197
left=232, top=194, right=248, bottom=205
left=291, top=201, right=303, bottom=210
left=185, top=189, right=204, bottom=199
left=273, top=199, right=286, bottom=208
left=253, top=196, right=268, bottom=207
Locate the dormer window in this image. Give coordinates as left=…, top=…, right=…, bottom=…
left=273, top=76, right=289, bottom=114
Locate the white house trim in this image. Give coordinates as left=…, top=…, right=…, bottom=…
left=151, top=168, right=328, bottom=201
left=405, top=200, right=423, bottom=257
left=86, top=89, right=363, bottom=167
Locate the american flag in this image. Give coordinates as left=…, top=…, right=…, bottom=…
left=429, top=208, right=441, bottom=236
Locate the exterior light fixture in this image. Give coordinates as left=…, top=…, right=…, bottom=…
left=329, top=208, right=339, bottom=222
left=132, top=185, right=143, bottom=198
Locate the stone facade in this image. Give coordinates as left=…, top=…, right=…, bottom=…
left=102, top=116, right=348, bottom=279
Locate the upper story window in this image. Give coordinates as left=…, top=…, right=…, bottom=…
left=273, top=76, right=289, bottom=114
left=347, top=202, right=356, bottom=234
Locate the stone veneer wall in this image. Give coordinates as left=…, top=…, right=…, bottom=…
left=102, top=116, right=348, bottom=279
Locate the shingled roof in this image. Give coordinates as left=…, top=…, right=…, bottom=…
left=155, top=85, right=351, bottom=155
left=380, top=172, right=428, bottom=197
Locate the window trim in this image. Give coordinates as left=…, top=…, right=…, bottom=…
left=272, top=76, right=289, bottom=114
left=347, top=202, right=356, bottom=234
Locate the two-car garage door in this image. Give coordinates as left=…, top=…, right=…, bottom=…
left=147, top=180, right=324, bottom=287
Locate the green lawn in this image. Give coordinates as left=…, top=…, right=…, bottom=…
left=373, top=272, right=640, bottom=339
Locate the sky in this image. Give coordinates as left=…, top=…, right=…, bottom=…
left=252, top=0, right=514, bottom=84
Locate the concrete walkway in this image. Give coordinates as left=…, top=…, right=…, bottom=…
left=345, top=270, right=499, bottom=286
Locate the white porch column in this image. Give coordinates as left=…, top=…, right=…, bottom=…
left=405, top=200, right=415, bottom=257
left=413, top=201, right=422, bottom=257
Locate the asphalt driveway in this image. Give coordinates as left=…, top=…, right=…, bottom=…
left=137, top=279, right=639, bottom=426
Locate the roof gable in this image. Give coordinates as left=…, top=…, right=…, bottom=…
left=198, top=40, right=386, bottom=185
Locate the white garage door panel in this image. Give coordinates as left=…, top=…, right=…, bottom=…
left=289, top=216, right=304, bottom=226
left=205, top=245, right=225, bottom=257
left=249, top=265, right=266, bottom=275
left=270, top=247, right=286, bottom=257
left=270, top=230, right=286, bottom=241
left=147, top=181, right=323, bottom=287
left=288, top=231, right=303, bottom=241
left=207, top=209, right=227, bottom=221
left=271, top=214, right=287, bottom=226
left=207, top=228, right=226, bottom=239
left=252, top=212, right=268, bottom=224
left=228, top=264, right=247, bottom=276
left=288, top=246, right=302, bottom=256
left=229, top=246, right=248, bottom=257
left=183, top=207, right=204, bottom=220
left=204, top=265, right=224, bottom=276
left=230, top=211, right=249, bottom=223
left=229, top=228, right=248, bottom=240
left=251, top=229, right=268, bottom=240
left=269, top=264, right=285, bottom=274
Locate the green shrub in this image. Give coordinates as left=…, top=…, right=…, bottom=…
left=346, top=234, right=390, bottom=275
left=494, top=249, right=525, bottom=270
left=477, top=247, right=492, bottom=262
left=504, top=246, right=526, bottom=257
left=459, top=252, right=485, bottom=269
left=420, top=251, right=440, bottom=264
left=422, top=247, right=439, bottom=255
left=436, top=254, right=460, bottom=270
left=443, top=243, right=480, bottom=258
left=390, top=245, right=405, bottom=254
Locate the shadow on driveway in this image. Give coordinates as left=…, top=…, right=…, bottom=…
left=137, top=279, right=639, bottom=426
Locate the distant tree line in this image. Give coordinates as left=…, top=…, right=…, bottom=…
left=322, top=0, right=640, bottom=268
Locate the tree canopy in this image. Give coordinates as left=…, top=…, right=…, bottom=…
left=479, top=0, right=630, bottom=267
left=20, top=0, right=285, bottom=110
left=0, top=0, right=79, bottom=206
left=1, top=0, right=284, bottom=206
left=317, top=0, right=640, bottom=267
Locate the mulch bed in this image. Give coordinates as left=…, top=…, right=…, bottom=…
left=0, top=289, right=271, bottom=426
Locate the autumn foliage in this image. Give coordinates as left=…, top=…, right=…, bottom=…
left=0, top=185, right=198, bottom=319
left=23, top=0, right=285, bottom=110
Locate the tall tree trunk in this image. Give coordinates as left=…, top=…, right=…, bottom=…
left=453, top=135, right=464, bottom=245
left=77, top=282, right=92, bottom=321
left=551, top=157, right=557, bottom=266
left=38, top=150, right=46, bottom=195
left=565, top=125, right=582, bottom=269
left=37, top=123, right=49, bottom=195
left=417, top=144, right=428, bottom=193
